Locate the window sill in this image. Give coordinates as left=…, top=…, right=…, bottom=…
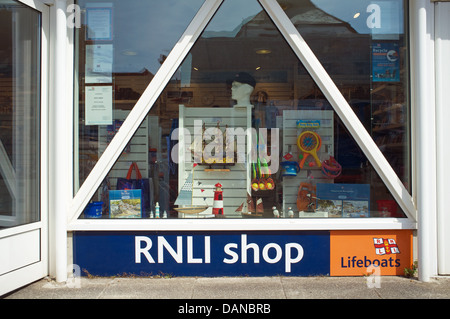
left=67, top=218, right=416, bottom=232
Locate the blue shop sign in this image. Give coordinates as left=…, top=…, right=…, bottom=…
left=73, top=231, right=330, bottom=277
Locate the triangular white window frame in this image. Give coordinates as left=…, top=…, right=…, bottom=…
left=69, top=0, right=416, bottom=224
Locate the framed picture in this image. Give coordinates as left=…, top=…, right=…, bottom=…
left=316, top=184, right=370, bottom=217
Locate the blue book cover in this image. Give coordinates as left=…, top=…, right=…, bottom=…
left=109, top=189, right=142, bottom=218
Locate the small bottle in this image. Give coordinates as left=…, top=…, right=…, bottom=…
left=288, top=207, right=294, bottom=218
left=163, top=210, right=167, bottom=218
left=155, top=202, right=160, bottom=218
left=272, top=206, right=279, bottom=218
left=150, top=210, right=154, bottom=218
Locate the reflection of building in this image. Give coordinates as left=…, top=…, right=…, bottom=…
left=188, top=0, right=368, bottom=96
left=114, top=69, right=154, bottom=102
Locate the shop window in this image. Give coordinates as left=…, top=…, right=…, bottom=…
left=75, top=0, right=409, bottom=220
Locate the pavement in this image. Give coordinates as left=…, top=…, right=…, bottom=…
left=3, top=275, right=450, bottom=300
left=3, top=275, right=449, bottom=317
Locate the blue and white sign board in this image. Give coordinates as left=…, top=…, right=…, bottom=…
left=372, top=42, right=400, bottom=82
left=73, top=231, right=330, bottom=277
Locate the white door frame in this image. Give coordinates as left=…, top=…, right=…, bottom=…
left=0, top=0, right=49, bottom=296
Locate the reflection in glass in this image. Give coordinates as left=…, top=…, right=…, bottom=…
left=0, top=1, right=41, bottom=229
left=277, top=0, right=410, bottom=193
left=74, top=0, right=206, bottom=191
left=76, top=0, right=409, bottom=219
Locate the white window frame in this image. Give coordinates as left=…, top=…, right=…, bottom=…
left=68, top=0, right=417, bottom=231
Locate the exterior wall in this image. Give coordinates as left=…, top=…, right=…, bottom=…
left=7, top=0, right=450, bottom=293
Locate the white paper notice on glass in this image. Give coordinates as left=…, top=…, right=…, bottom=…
left=85, top=86, right=113, bottom=125
left=86, top=4, right=113, bottom=41
left=86, top=44, right=113, bottom=84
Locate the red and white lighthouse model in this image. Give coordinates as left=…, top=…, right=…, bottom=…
left=213, top=183, right=224, bottom=215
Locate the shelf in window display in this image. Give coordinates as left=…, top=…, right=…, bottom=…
left=372, top=103, right=405, bottom=116
left=372, top=123, right=404, bottom=132
left=199, top=160, right=236, bottom=167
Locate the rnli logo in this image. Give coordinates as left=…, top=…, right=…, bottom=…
left=373, top=238, right=400, bottom=255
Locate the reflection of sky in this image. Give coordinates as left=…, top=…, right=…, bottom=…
left=203, top=0, right=262, bottom=37
left=311, top=0, right=403, bottom=34
left=201, top=0, right=404, bottom=36
left=81, top=0, right=404, bottom=73
left=80, top=0, right=204, bottom=73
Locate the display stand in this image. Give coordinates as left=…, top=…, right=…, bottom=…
left=98, top=110, right=149, bottom=184
left=98, top=110, right=153, bottom=213
left=281, top=110, right=334, bottom=217
left=178, top=105, right=251, bottom=218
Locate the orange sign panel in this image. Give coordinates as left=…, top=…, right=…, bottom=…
left=330, top=230, right=413, bottom=276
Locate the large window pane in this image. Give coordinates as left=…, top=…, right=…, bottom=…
left=74, top=0, right=206, bottom=191
left=278, top=0, right=410, bottom=191
left=0, top=1, right=41, bottom=228
left=76, top=0, right=409, bottom=220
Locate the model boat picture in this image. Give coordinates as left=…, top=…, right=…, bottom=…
left=174, top=164, right=208, bottom=214
left=236, top=193, right=263, bottom=218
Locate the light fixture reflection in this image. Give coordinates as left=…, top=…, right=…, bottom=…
left=122, top=50, right=138, bottom=56
left=255, top=49, right=271, bottom=55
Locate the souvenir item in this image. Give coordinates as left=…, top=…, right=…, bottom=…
left=236, top=193, right=263, bottom=218
left=272, top=206, right=280, bottom=218
left=213, top=183, right=224, bottom=215
left=174, top=164, right=208, bottom=214
left=321, top=156, right=342, bottom=178
left=288, top=207, right=294, bottom=218
left=297, top=182, right=317, bottom=212
left=281, top=161, right=300, bottom=176
left=297, top=131, right=322, bottom=168
left=116, top=162, right=150, bottom=216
